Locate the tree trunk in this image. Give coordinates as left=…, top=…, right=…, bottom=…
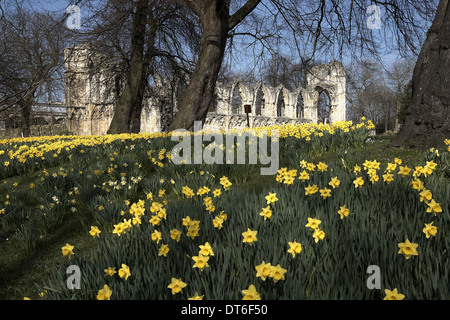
left=392, top=0, right=450, bottom=150
left=19, top=90, right=35, bottom=137
left=169, top=1, right=230, bottom=131
left=107, top=0, right=148, bottom=134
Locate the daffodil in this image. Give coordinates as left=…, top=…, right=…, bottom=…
left=338, top=205, right=349, bottom=219
left=353, top=177, right=364, bottom=188
left=383, top=288, right=405, bottom=300
left=329, top=177, right=340, bottom=188
left=159, top=244, right=170, bottom=257
left=97, top=284, right=113, bottom=300
left=242, top=284, right=261, bottom=300
left=419, top=189, right=432, bottom=203
left=319, top=188, right=332, bottom=199
left=188, top=292, right=204, bottom=300
left=118, top=264, right=131, bottom=280
left=199, top=242, right=214, bottom=256
left=170, top=229, right=182, bottom=242
left=426, top=199, right=442, bottom=215
left=265, top=192, right=278, bottom=204
left=305, top=184, right=319, bottom=195
left=61, top=243, right=74, bottom=257
left=313, top=229, right=325, bottom=243
left=151, top=230, right=162, bottom=243
left=305, top=217, right=321, bottom=230
left=192, top=254, right=210, bottom=271
left=317, top=162, right=328, bottom=172
left=398, top=166, right=411, bottom=177
left=242, top=228, right=258, bottom=245
left=382, top=173, right=393, bottom=183
left=104, top=267, right=116, bottom=276
left=259, top=206, right=272, bottom=220
left=255, top=261, right=272, bottom=280
left=270, top=264, right=287, bottom=283
left=287, top=240, right=302, bottom=258
left=423, top=222, right=438, bottom=238
left=89, top=226, right=101, bottom=237
left=398, top=239, right=419, bottom=259
left=298, top=170, right=310, bottom=181
left=168, top=278, right=187, bottom=295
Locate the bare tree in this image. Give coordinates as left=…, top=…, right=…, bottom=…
left=168, top=0, right=437, bottom=131
left=0, top=1, right=69, bottom=136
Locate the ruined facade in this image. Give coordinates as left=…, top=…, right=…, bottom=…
left=63, top=43, right=346, bottom=135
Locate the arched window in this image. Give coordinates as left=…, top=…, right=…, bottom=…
left=254, top=87, right=264, bottom=116
left=296, top=93, right=304, bottom=118
left=276, top=91, right=285, bottom=117
left=317, top=88, right=331, bottom=123
left=231, top=85, right=242, bottom=115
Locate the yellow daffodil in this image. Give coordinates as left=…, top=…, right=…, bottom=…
left=158, top=244, right=170, bottom=257
left=287, top=240, right=302, bottom=258
left=398, top=239, right=419, bottom=259
left=104, top=267, right=116, bottom=276
left=383, top=288, right=405, bottom=300
left=97, top=284, right=112, bottom=300
left=270, top=264, right=287, bottom=283
left=305, top=217, right=321, bottom=230
left=242, top=228, right=258, bottom=245
left=319, top=188, right=332, bottom=199
left=192, top=254, right=210, bottom=271
left=426, top=199, right=442, bottom=215
left=170, top=229, right=182, bottom=242
left=118, top=264, right=131, bottom=280
left=353, top=177, right=364, bottom=188
left=329, top=177, right=340, bottom=188
left=188, top=292, right=204, bottom=300
left=255, top=261, right=272, bottom=280
left=242, top=284, right=261, bottom=300
left=338, top=205, right=350, bottom=219
left=89, top=226, right=101, bottom=237
left=61, top=243, right=74, bottom=257
left=168, top=278, right=187, bottom=295
left=313, top=229, right=325, bottom=243
left=423, top=222, right=438, bottom=238
left=199, top=242, right=214, bottom=256
left=265, top=192, right=278, bottom=204
left=259, top=206, right=272, bottom=220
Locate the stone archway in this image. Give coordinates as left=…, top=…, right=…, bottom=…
left=304, top=60, right=346, bottom=124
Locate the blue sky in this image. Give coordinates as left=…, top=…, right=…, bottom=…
left=30, top=0, right=433, bottom=80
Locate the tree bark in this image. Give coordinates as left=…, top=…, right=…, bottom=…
left=169, top=0, right=230, bottom=131
left=107, top=0, right=149, bottom=134
left=392, top=0, right=450, bottom=150
left=169, top=0, right=261, bottom=131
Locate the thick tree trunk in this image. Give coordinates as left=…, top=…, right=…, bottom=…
left=107, top=0, right=148, bottom=134
left=169, top=1, right=230, bottom=131
left=19, top=90, right=35, bottom=137
left=392, top=0, right=450, bottom=150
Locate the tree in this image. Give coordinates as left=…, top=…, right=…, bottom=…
left=0, top=2, right=68, bottom=136
left=65, top=0, right=201, bottom=134
left=168, top=0, right=437, bottom=131
left=169, top=0, right=261, bottom=131
left=392, top=0, right=450, bottom=150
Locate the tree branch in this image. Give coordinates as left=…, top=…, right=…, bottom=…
left=229, top=0, right=261, bottom=31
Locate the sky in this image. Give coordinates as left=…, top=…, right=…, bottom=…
left=16, top=0, right=435, bottom=85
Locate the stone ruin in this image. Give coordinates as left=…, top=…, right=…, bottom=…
left=63, top=43, right=346, bottom=135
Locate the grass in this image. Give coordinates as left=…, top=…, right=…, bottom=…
left=0, top=134, right=433, bottom=299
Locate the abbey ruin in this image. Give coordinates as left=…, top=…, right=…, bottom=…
left=0, top=43, right=347, bottom=138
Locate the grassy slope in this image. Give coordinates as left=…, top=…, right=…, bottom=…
left=0, top=135, right=425, bottom=299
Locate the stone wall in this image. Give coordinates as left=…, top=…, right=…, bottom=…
left=0, top=123, right=68, bottom=139
left=62, top=44, right=347, bottom=135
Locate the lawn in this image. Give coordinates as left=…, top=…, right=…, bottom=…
left=0, top=121, right=448, bottom=300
